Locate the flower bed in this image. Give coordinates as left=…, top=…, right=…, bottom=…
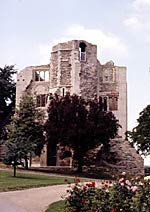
left=64, top=175, right=150, bottom=212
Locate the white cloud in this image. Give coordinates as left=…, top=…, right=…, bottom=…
left=124, top=17, right=141, bottom=29
left=132, top=0, right=150, bottom=10
left=124, top=0, right=150, bottom=41
left=39, top=25, right=128, bottom=64
left=124, top=16, right=150, bottom=30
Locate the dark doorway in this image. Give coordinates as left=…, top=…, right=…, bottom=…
left=47, top=143, right=56, bottom=166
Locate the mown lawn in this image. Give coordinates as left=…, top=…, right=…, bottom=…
left=45, top=200, right=65, bottom=212
left=0, top=170, right=73, bottom=192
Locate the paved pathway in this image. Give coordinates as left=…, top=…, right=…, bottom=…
left=0, top=168, right=97, bottom=212
left=0, top=184, right=68, bottom=212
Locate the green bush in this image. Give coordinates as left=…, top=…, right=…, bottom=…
left=64, top=175, right=150, bottom=212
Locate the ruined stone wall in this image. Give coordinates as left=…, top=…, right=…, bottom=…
left=50, top=43, right=73, bottom=95
left=98, top=61, right=127, bottom=138
left=79, top=42, right=98, bottom=99
left=115, top=66, right=127, bottom=138
left=59, top=50, right=72, bottom=86
left=50, top=51, right=58, bottom=90
left=86, top=138, right=144, bottom=176
left=107, top=139, right=144, bottom=176
left=16, top=65, right=50, bottom=107
left=16, top=67, right=33, bottom=107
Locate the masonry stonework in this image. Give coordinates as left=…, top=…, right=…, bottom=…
left=16, top=40, right=144, bottom=175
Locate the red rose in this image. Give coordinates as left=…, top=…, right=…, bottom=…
left=64, top=178, right=68, bottom=182
left=83, top=186, right=87, bottom=190
left=91, top=181, right=95, bottom=187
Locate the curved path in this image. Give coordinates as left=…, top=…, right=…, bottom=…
left=0, top=184, right=68, bottom=212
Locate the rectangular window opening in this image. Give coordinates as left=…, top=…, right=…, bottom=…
left=36, top=94, right=47, bottom=107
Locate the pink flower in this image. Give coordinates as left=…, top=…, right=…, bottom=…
left=119, top=178, right=124, bottom=183
left=125, top=180, right=131, bottom=185
left=122, top=172, right=126, bottom=176
left=73, top=185, right=77, bottom=190
left=120, top=182, right=125, bottom=186
left=131, top=186, right=138, bottom=192
left=127, top=186, right=131, bottom=190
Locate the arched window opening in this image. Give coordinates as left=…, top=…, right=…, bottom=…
left=60, top=151, right=72, bottom=160
left=79, top=42, right=87, bottom=61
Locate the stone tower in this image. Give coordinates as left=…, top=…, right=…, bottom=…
left=49, top=40, right=98, bottom=99
left=49, top=40, right=127, bottom=138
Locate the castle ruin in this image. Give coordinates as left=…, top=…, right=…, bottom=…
left=16, top=40, right=144, bottom=175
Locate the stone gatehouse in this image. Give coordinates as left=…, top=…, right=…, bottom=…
left=16, top=40, right=144, bottom=175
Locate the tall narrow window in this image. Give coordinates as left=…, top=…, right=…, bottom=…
left=62, top=88, right=65, bottom=96
left=35, top=71, right=40, bottom=81
left=99, top=96, right=103, bottom=111
left=104, top=97, right=107, bottom=111
left=99, top=96, right=108, bottom=111
left=36, top=95, right=41, bottom=107
left=79, top=42, right=86, bottom=61
left=39, top=71, right=45, bottom=81
left=45, top=71, right=49, bottom=82
left=109, top=96, right=118, bottom=111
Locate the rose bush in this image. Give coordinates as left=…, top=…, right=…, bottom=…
left=64, top=175, right=150, bottom=212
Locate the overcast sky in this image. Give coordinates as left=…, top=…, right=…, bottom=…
left=1, top=0, right=150, bottom=164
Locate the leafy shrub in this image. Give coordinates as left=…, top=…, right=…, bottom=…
left=64, top=175, right=150, bottom=212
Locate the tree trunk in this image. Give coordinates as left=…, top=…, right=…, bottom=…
left=77, top=161, right=83, bottom=173
left=75, top=151, right=84, bottom=173
left=29, top=154, right=32, bottom=167
left=13, top=164, right=16, bottom=177
left=24, top=156, right=28, bottom=170
left=77, top=155, right=84, bottom=173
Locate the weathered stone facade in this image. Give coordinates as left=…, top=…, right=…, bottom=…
left=16, top=40, right=144, bottom=175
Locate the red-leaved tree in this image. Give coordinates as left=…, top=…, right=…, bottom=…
left=45, top=93, right=120, bottom=172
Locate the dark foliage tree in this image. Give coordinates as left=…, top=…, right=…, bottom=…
left=3, top=96, right=45, bottom=175
left=128, top=105, right=150, bottom=156
left=45, top=93, right=120, bottom=172
left=0, top=65, right=16, bottom=139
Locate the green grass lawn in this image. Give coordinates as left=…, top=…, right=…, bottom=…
left=45, top=200, right=65, bottom=212
left=0, top=170, right=73, bottom=192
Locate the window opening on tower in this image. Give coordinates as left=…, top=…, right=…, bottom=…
left=79, top=42, right=86, bottom=61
